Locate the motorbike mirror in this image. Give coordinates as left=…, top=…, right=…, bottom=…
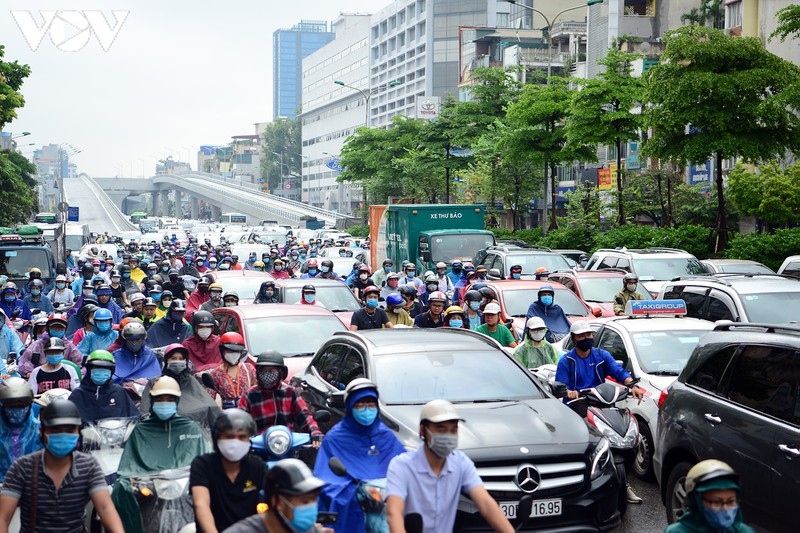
left=515, top=495, right=533, bottom=531
left=404, top=513, right=423, bottom=533
left=199, top=372, right=217, bottom=391
left=11, top=309, right=21, bottom=319
left=592, top=306, right=602, bottom=317
left=488, top=268, right=502, bottom=280
left=328, top=456, right=348, bottom=478
left=327, top=391, right=345, bottom=410
left=313, top=409, right=331, bottom=424
left=549, top=381, right=568, bottom=399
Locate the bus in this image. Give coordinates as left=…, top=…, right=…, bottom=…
left=33, top=212, right=58, bottom=224
left=220, top=213, right=247, bottom=224
left=130, top=211, right=148, bottom=224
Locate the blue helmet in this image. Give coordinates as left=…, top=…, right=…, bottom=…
left=386, top=293, right=404, bottom=307
left=93, top=308, right=113, bottom=321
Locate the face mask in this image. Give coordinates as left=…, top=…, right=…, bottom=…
left=162, top=266, right=170, bottom=272
left=91, top=368, right=112, bottom=385
left=46, top=433, right=79, bottom=458
left=93, top=267, right=100, bottom=274
left=529, top=329, right=547, bottom=342
left=580, top=261, right=588, bottom=267
left=540, top=295, right=554, bottom=307
left=365, top=298, right=379, bottom=309
left=303, top=294, right=315, bottom=304
left=626, top=283, right=637, bottom=292
left=210, top=293, right=221, bottom=302
left=406, top=271, right=416, bottom=277
left=223, top=351, right=242, bottom=366
left=225, top=301, right=237, bottom=307
left=258, top=368, right=281, bottom=389
left=3, top=295, right=15, bottom=303
left=49, top=329, right=65, bottom=339
left=152, top=402, right=178, bottom=421
left=701, top=505, right=738, bottom=531
left=469, top=301, right=481, bottom=311
left=126, top=338, right=145, bottom=352
left=426, top=284, right=438, bottom=293
left=390, top=307, right=402, bottom=314
left=31, top=289, right=41, bottom=296
left=265, top=290, right=274, bottom=298
left=359, top=274, right=368, bottom=281
left=320, top=266, right=330, bottom=273
left=4, top=406, right=30, bottom=427
left=217, top=438, right=251, bottom=462
left=248, top=257, right=255, bottom=263
left=299, top=254, right=307, bottom=261
left=352, top=406, right=378, bottom=426
left=449, top=319, right=463, bottom=328
left=453, top=266, right=462, bottom=273
left=308, top=269, right=318, bottom=276
left=281, top=498, right=319, bottom=533
left=167, top=360, right=188, bottom=374
left=575, top=337, right=594, bottom=351
left=426, top=429, right=458, bottom=458
left=122, top=273, right=131, bottom=279
left=46, top=354, right=63, bottom=366
left=56, top=282, right=66, bottom=289
left=199, top=285, right=209, bottom=293
left=274, top=265, right=283, bottom=271
left=197, top=262, right=205, bottom=267
left=384, top=266, right=392, bottom=273
left=340, top=253, right=347, bottom=258
left=512, top=273, right=521, bottom=280
left=95, top=321, right=111, bottom=333
left=196, top=327, right=213, bottom=340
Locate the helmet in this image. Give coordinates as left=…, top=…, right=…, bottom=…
left=483, top=302, right=501, bottom=315
left=86, top=350, right=115, bottom=370
left=424, top=273, right=437, bottom=283
left=47, top=313, right=68, bottom=328
left=358, top=264, right=371, bottom=274
left=307, top=259, right=319, bottom=268
left=385, top=293, right=404, bottom=307
left=220, top=332, right=246, bottom=351
left=121, top=321, right=146, bottom=340
left=150, top=375, right=182, bottom=398
left=509, top=264, right=522, bottom=273
left=169, top=299, right=187, bottom=312
left=362, top=286, right=380, bottom=298
left=143, top=297, right=157, bottom=308
left=40, top=398, right=82, bottom=427
left=1, top=282, right=17, bottom=294
left=29, top=279, right=44, bottom=289
left=130, top=293, right=145, bottom=304
left=208, top=283, right=223, bottom=293
left=265, top=458, right=326, bottom=497
left=420, top=399, right=463, bottom=424
left=525, top=316, right=547, bottom=331
left=43, top=337, right=66, bottom=352
left=435, top=262, right=447, bottom=269
left=222, top=291, right=239, bottom=302
left=321, top=259, right=334, bottom=270
left=253, top=261, right=265, bottom=268
left=192, top=310, right=215, bottom=328
left=569, top=321, right=593, bottom=336
left=464, top=290, right=482, bottom=303
left=79, top=304, right=99, bottom=322
left=428, top=291, right=447, bottom=304
left=684, top=460, right=740, bottom=495
left=623, top=272, right=639, bottom=283
left=537, top=285, right=555, bottom=297
left=213, top=408, right=257, bottom=439
left=478, top=287, right=497, bottom=301
left=579, top=253, right=589, bottom=261
left=301, top=284, right=316, bottom=294
left=200, top=275, right=215, bottom=285
left=444, top=306, right=465, bottom=319
left=256, top=350, right=285, bottom=368
left=168, top=268, right=179, bottom=276
left=0, top=377, right=33, bottom=405
left=164, top=343, right=190, bottom=361
left=344, top=378, right=379, bottom=408
left=93, top=308, right=113, bottom=322
left=399, top=284, right=417, bottom=298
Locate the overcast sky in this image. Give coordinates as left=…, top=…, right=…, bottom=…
left=0, top=0, right=382, bottom=177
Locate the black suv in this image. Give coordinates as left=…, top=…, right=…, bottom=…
left=655, top=322, right=800, bottom=531
left=293, top=328, right=623, bottom=531
left=474, top=243, right=571, bottom=279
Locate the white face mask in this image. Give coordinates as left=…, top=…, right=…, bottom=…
left=217, top=438, right=251, bottom=462
left=197, top=327, right=213, bottom=340
left=223, top=350, right=242, bottom=366
left=529, top=329, right=547, bottom=342
left=626, top=283, right=637, bottom=292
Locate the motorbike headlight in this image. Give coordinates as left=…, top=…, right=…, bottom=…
left=153, top=477, right=189, bottom=501
left=590, top=437, right=611, bottom=480
left=621, top=416, right=639, bottom=449
left=266, top=427, right=292, bottom=457
left=591, top=416, right=626, bottom=448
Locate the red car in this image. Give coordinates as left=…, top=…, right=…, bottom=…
left=546, top=269, right=654, bottom=317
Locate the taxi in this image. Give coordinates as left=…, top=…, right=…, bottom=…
left=558, top=300, right=714, bottom=481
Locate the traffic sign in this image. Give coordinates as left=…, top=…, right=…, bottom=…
left=58, top=201, right=69, bottom=213
left=284, top=183, right=292, bottom=189
left=67, top=206, right=80, bottom=222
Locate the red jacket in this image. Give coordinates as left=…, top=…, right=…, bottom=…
left=182, top=334, right=221, bottom=371
left=185, top=290, right=210, bottom=321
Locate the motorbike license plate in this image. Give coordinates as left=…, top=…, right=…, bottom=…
left=500, top=499, right=562, bottom=519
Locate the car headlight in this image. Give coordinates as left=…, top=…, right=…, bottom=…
left=590, top=437, right=611, bottom=480
left=266, top=426, right=292, bottom=457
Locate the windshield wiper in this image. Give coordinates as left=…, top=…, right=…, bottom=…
left=286, top=352, right=315, bottom=358
left=468, top=398, right=515, bottom=404
left=648, top=370, right=680, bottom=376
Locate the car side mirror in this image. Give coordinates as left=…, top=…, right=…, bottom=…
left=327, top=391, right=345, bottom=409
left=592, top=306, right=602, bottom=317
left=488, top=268, right=502, bottom=280
left=549, top=381, right=568, bottom=399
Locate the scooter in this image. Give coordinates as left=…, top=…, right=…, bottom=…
left=129, top=466, right=193, bottom=533
left=249, top=410, right=330, bottom=467
left=328, top=456, right=388, bottom=533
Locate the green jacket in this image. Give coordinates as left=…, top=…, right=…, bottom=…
left=513, top=339, right=559, bottom=368
left=613, top=288, right=645, bottom=315
left=664, top=499, right=756, bottom=533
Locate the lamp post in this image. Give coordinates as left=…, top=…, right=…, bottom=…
left=58, top=144, right=80, bottom=257
left=333, top=79, right=401, bottom=127
left=271, top=151, right=291, bottom=192
left=503, top=0, right=585, bottom=78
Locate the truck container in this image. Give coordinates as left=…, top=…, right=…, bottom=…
left=369, top=204, right=495, bottom=273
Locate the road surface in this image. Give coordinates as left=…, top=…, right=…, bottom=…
left=63, top=175, right=138, bottom=234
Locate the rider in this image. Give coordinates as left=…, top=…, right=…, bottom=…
left=319, top=259, right=339, bottom=280
left=124, top=292, right=146, bottom=320
left=665, top=459, right=756, bottom=533
left=385, top=293, right=413, bottom=327
left=380, top=272, right=402, bottom=301
left=434, top=262, right=454, bottom=294
left=183, top=310, right=221, bottom=371
left=254, top=280, right=279, bottom=304
left=508, top=264, right=523, bottom=280
left=555, top=321, right=644, bottom=504
left=462, top=290, right=483, bottom=330
left=23, top=279, right=54, bottom=315
left=371, top=259, right=393, bottom=287
left=513, top=316, right=560, bottom=368
left=271, top=258, right=291, bottom=280
left=68, top=350, right=140, bottom=424
left=47, top=274, right=75, bottom=310
left=238, top=350, right=323, bottom=440
left=199, top=283, right=224, bottom=312
left=352, top=264, right=376, bottom=304
left=96, top=284, right=125, bottom=323
left=475, top=303, right=517, bottom=348
left=146, top=299, right=193, bottom=347
left=298, top=284, right=323, bottom=306
left=190, top=409, right=267, bottom=533
left=19, top=313, right=81, bottom=378
left=447, top=260, right=463, bottom=287
left=413, top=291, right=447, bottom=328
left=613, top=273, right=646, bottom=316
left=0, top=283, right=32, bottom=331
left=222, top=291, right=239, bottom=308
left=207, top=332, right=256, bottom=409
left=300, top=258, right=320, bottom=279
left=525, top=285, right=571, bottom=342
left=112, top=376, right=210, bottom=533
left=443, top=306, right=467, bottom=329
left=314, top=379, right=406, bottom=533
left=350, top=286, right=393, bottom=331
left=77, top=307, right=118, bottom=355
left=399, top=284, right=423, bottom=319
left=111, top=321, right=162, bottom=384
left=0, top=377, right=42, bottom=483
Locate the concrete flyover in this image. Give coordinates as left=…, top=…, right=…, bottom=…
left=90, top=172, right=351, bottom=227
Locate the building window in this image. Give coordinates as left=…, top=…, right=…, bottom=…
left=725, top=1, right=743, bottom=30
left=496, top=13, right=510, bottom=28
left=624, top=0, right=655, bottom=16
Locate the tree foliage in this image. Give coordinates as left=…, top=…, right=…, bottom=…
left=728, top=162, right=800, bottom=228
left=643, top=25, right=800, bottom=250
left=771, top=4, right=800, bottom=42
left=0, top=45, right=30, bottom=129
left=260, top=117, right=301, bottom=191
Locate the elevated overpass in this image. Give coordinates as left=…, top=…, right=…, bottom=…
left=90, top=172, right=353, bottom=227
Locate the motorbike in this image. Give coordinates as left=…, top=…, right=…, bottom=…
left=328, top=456, right=388, bottom=533
left=249, top=409, right=330, bottom=468
left=129, top=466, right=193, bottom=533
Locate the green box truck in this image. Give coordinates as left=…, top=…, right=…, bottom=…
left=369, top=204, right=495, bottom=273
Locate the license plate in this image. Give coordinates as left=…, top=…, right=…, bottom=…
left=500, top=498, right=562, bottom=519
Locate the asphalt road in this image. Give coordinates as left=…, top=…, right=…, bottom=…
left=614, top=476, right=668, bottom=533
left=63, top=175, right=138, bottom=234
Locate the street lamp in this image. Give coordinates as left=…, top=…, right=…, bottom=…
left=333, top=79, right=401, bottom=127
left=271, top=151, right=291, bottom=191
left=502, top=0, right=585, bottom=78
left=57, top=143, right=80, bottom=256
left=11, top=131, right=31, bottom=139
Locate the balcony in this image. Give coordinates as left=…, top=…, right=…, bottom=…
left=550, top=21, right=586, bottom=38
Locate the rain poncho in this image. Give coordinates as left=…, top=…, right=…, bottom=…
left=182, top=334, right=221, bottom=371
left=139, top=367, right=221, bottom=431
left=0, top=411, right=42, bottom=482
left=112, top=344, right=162, bottom=384
left=314, top=389, right=406, bottom=533
left=525, top=301, right=572, bottom=342
left=77, top=328, right=119, bottom=355
left=146, top=314, right=192, bottom=348
left=19, top=332, right=82, bottom=377
left=69, top=373, right=141, bottom=424
left=513, top=338, right=560, bottom=368
left=0, top=326, right=24, bottom=364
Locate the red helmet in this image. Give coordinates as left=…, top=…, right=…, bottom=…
left=307, top=259, right=319, bottom=268
left=220, top=332, right=246, bottom=350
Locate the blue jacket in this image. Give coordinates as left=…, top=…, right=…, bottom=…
left=77, top=329, right=119, bottom=355
left=112, top=345, right=162, bottom=384
left=0, top=411, right=42, bottom=482
left=99, top=299, right=125, bottom=324
left=0, top=298, right=32, bottom=323
left=446, top=270, right=461, bottom=287
left=23, top=295, right=54, bottom=315
left=0, top=327, right=25, bottom=363
left=555, top=347, right=631, bottom=393
left=146, top=315, right=191, bottom=348
left=525, top=301, right=571, bottom=342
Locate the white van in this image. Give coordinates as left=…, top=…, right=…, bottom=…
left=65, top=223, right=91, bottom=255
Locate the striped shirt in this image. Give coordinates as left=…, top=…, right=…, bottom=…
left=1, top=450, right=107, bottom=532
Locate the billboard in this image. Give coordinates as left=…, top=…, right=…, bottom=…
left=626, top=141, right=641, bottom=170
left=598, top=168, right=613, bottom=190
left=416, top=96, right=440, bottom=120
left=689, top=160, right=712, bottom=186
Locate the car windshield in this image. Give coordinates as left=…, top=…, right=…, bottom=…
left=282, top=285, right=361, bottom=311
left=217, top=276, right=270, bottom=299
left=430, top=234, right=495, bottom=263
left=374, top=350, right=544, bottom=404
left=65, top=235, right=85, bottom=250
left=632, top=258, right=709, bottom=281
left=740, top=292, right=800, bottom=323
left=501, top=287, right=589, bottom=317
left=630, top=330, right=706, bottom=374
left=508, top=254, right=572, bottom=275
left=254, top=233, right=287, bottom=246
left=718, top=263, right=773, bottom=274
left=0, top=249, right=53, bottom=279
left=578, top=278, right=654, bottom=303
left=244, top=315, right=345, bottom=356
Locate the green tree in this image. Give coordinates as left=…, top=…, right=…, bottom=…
left=643, top=25, right=800, bottom=251
left=505, top=77, right=595, bottom=230
left=680, top=7, right=705, bottom=26
left=621, top=167, right=685, bottom=227
left=771, top=3, right=800, bottom=41
left=728, top=162, right=800, bottom=229
left=260, top=117, right=301, bottom=191
left=566, top=48, right=645, bottom=225
left=0, top=45, right=30, bottom=129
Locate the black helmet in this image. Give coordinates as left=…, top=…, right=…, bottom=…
left=478, top=287, right=497, bottom=301
left=301, top=284, right=316, bottom=294
left=256, top=350, right=285, bottom=368
left=79, top=303, right=99, bottom=322
left=192, top=310, right=215, bottom=328
left=120, top=265, right=131, bottom=274
left=265, top=458, right=326, bottom=498
left=399, top=284, right=417, bottom=298
left=321, top=259, right=334, bottom=270
left=40, top=398, right=82, bottom=427
left=261, top=280, right=276, bottom=290
left=464, top=290, right=482, bottom=303
left=169, top=299, right=187, bottom=312
left=213, top=408, right=257, bottom=439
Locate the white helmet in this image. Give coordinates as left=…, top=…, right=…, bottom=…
left=149, top=376, right=181, bottom=398
left=420, top=399, right=463, bottom=424
left=525, top=316, right=547, bottom=330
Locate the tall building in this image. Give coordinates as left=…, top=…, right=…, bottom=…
left=273, top=20, right=335, bottom=119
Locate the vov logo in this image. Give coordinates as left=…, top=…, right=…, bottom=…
left=11, top=10, right=129, bottom=52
